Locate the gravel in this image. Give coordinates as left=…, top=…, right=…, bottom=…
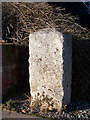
left=2, top=97, right=90, bottom=120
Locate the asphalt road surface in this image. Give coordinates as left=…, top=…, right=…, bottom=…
left=2, top=110, right=52, bottom=120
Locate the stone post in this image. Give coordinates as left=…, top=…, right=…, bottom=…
left=29, top=28, right=72, bottom=111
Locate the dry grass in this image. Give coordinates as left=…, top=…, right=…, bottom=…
left=2, top=2, right=90, bottom=45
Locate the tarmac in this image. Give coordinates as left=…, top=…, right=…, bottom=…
left=1, top=110, right=53, bottom=120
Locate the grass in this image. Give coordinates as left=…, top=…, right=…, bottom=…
left=1, top=99, right=19, bottom=111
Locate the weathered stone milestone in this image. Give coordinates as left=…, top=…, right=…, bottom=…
left=29, top=28, right=72, bottom=111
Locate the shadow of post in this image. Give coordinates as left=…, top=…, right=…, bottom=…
left=72, top=37, right=90, bottom=101
left=62, top=34, right=72, bottom=106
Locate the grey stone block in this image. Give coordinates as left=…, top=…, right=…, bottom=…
left=29, top=28, right=72, bottom=111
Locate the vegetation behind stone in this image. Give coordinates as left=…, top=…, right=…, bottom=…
left=2, top=2, right=90, bottom=45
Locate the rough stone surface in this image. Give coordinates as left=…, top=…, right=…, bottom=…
left=29, top=28, right=72, bottom=111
